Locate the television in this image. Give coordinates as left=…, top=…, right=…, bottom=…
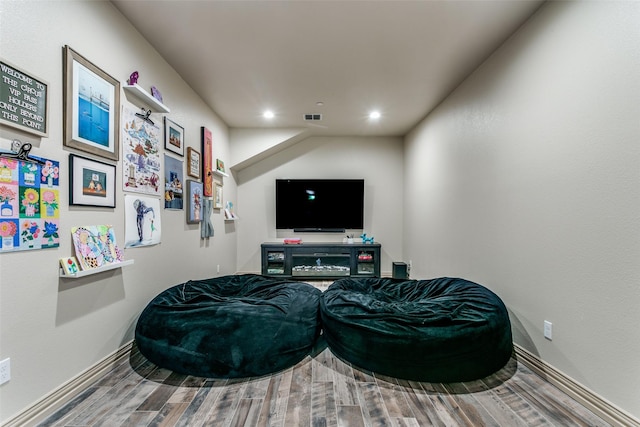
left=275, top=179, right=364, bottom=232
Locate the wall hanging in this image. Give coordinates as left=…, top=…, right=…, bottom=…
left=164, top=117, right=184, bottom=156
left=164, top=154, right=183, bottom=210
left=0, top=60, right=49, bottom=137
left=124, top=194, right=161, bottom=248
left=0, top=148, right=59, bottom=252
left=201, top=127, right=213, bottom=197
left=187, top=147, right=201, bottom=179
left=69, top=154, right=116, bottom=208
left=186, top=180, right=203, bottom=224
left=122, top=105, right=161, bottom=196
left=63, top=45, right=120, bottom=161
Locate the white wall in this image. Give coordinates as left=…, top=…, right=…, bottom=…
left=235, top=136, right=404, bottom=276
left=0, top=1, right=234, bottom=422
left=404, top=0, right=640, bottom=418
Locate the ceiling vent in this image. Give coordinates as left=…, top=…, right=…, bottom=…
left=304, top=114, right=322, bottom=121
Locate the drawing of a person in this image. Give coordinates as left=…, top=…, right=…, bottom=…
left=133, top=199, right=155, bottom=242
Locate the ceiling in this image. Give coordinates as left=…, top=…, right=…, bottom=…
left=112, top=0, right=544, bottom=137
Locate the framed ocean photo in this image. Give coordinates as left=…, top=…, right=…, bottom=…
left=63, top=45, right=120, bottom=161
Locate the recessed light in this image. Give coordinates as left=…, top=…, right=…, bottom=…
left=263, top=110, right=275, bottom=119
left=369, top=111, right=381, bottom=120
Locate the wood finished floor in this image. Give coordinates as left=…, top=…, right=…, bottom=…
left=37, top=341, right=610, bottom=427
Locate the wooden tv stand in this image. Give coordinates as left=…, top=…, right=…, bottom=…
left=261, top=242, right=381, bottom=280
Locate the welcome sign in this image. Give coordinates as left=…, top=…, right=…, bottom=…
left=0, top=60, right=49, bottom=137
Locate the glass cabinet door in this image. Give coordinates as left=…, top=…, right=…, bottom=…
left=266, top=251, right=285, bottom=275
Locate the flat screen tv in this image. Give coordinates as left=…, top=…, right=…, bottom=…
left=275, top=179, right=364, bottom=232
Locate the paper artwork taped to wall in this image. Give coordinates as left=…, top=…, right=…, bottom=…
left=121, top=106, right=161, bottom=196
left=0, top=156, right=60, bottom=252
left=124, top=194, right=161, bottom=248
left=71, top=225, right=124, bottom=270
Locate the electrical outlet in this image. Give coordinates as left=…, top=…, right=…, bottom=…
left=217, top=264, right=220, bottom=273
left=0, top=358, right=10, bottom=385
left=544, top=320, right=553, bottom=340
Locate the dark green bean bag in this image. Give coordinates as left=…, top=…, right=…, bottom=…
left=320, top=277, right=512, bottom=382
left=135, top=274, right=322, bottom=378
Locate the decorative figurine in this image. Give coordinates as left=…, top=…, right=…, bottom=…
left=150, top=86, right=163, bottom=103
left=360, top=233, right=374, bottom=244
left=128, top=71, right=139, bottom=85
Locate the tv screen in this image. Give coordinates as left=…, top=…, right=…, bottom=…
left=276, top=179, right=364, bottom=232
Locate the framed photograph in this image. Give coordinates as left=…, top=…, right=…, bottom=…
left=187, top=147, right=201, bottom=179
left=69, top=154, right=116, bottom=208
left=214, top=182, right=223, bottom=209
left=201, top=127, right=213, bottom=197
left=164, top=117, right=185, bottom=156
left=164, top=154, right=183, bottom=210
left=0, top=59, right=49, bottom=137
left=63, top=45, right=120, bottom=161
left=186, top=180, right=203, bottom=224
left=216, top=158, right=225, bottom=174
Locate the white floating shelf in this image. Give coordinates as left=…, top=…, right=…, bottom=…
left=60, top=259, right=135, bottom=279
left=213, top=169, right=229, bottom=177
left=123, top=84, right=170, bottom=113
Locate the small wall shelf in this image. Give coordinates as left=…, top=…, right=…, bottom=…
left=123, top=84, right=170, bottom=113
left=59, top=259, right=135, bottom=279
left=213, top=169, right=229, bottom=178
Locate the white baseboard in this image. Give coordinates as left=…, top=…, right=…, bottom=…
left=514, top=344, right=639, bottom=427
left=1, top=341, right=133, bottom=427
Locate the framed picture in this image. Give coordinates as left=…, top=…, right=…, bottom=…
left=164, top=117, right=184, bottom=156
left=187, top=147, right=201, bottom=179
left=164, top=154, right=183, bottom=210
left=69, top=154, right=116, bottom=208
left=201, top=127, right=213, bottom=197
left=186, top=180, right=203, bottom=224
left=216, top=158, right=225, bottom=174
left=214, top=182, right=223, bottom=209
left=0, top=59, right=49, bottom=137
left=63, top=45, right=120, bottom=161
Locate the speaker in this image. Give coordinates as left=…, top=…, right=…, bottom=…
left=392, top=262, right=408, bottom=279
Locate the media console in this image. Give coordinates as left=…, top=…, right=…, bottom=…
left=261, top=242, right=381, bottom=280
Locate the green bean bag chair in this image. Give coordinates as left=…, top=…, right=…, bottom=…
left=320, top=277, right=512, bottom=382
left=135, top=274, right=322, bottom=378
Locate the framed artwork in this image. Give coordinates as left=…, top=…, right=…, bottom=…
left=69, top=154, right=116, bottom=208
left=216, top=158, right=225, bottom=174
left=122, top=106, right=161, bottom=196
left=187, top=147, right=201, bottom=179
left=186, top=180, right=203, bottom=224
left=214, top=182, right=223, bottom=209
left=0, top=59, right=50, bottom=137
left=201, top=127, right=213, bottom=197
left=164, top=154, right=183, bottom=210
left=63, top=45, right=120, bottom=161
left=124, top=194, right=161, bottom=248
left=164, top=117, right=184, bottom=156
